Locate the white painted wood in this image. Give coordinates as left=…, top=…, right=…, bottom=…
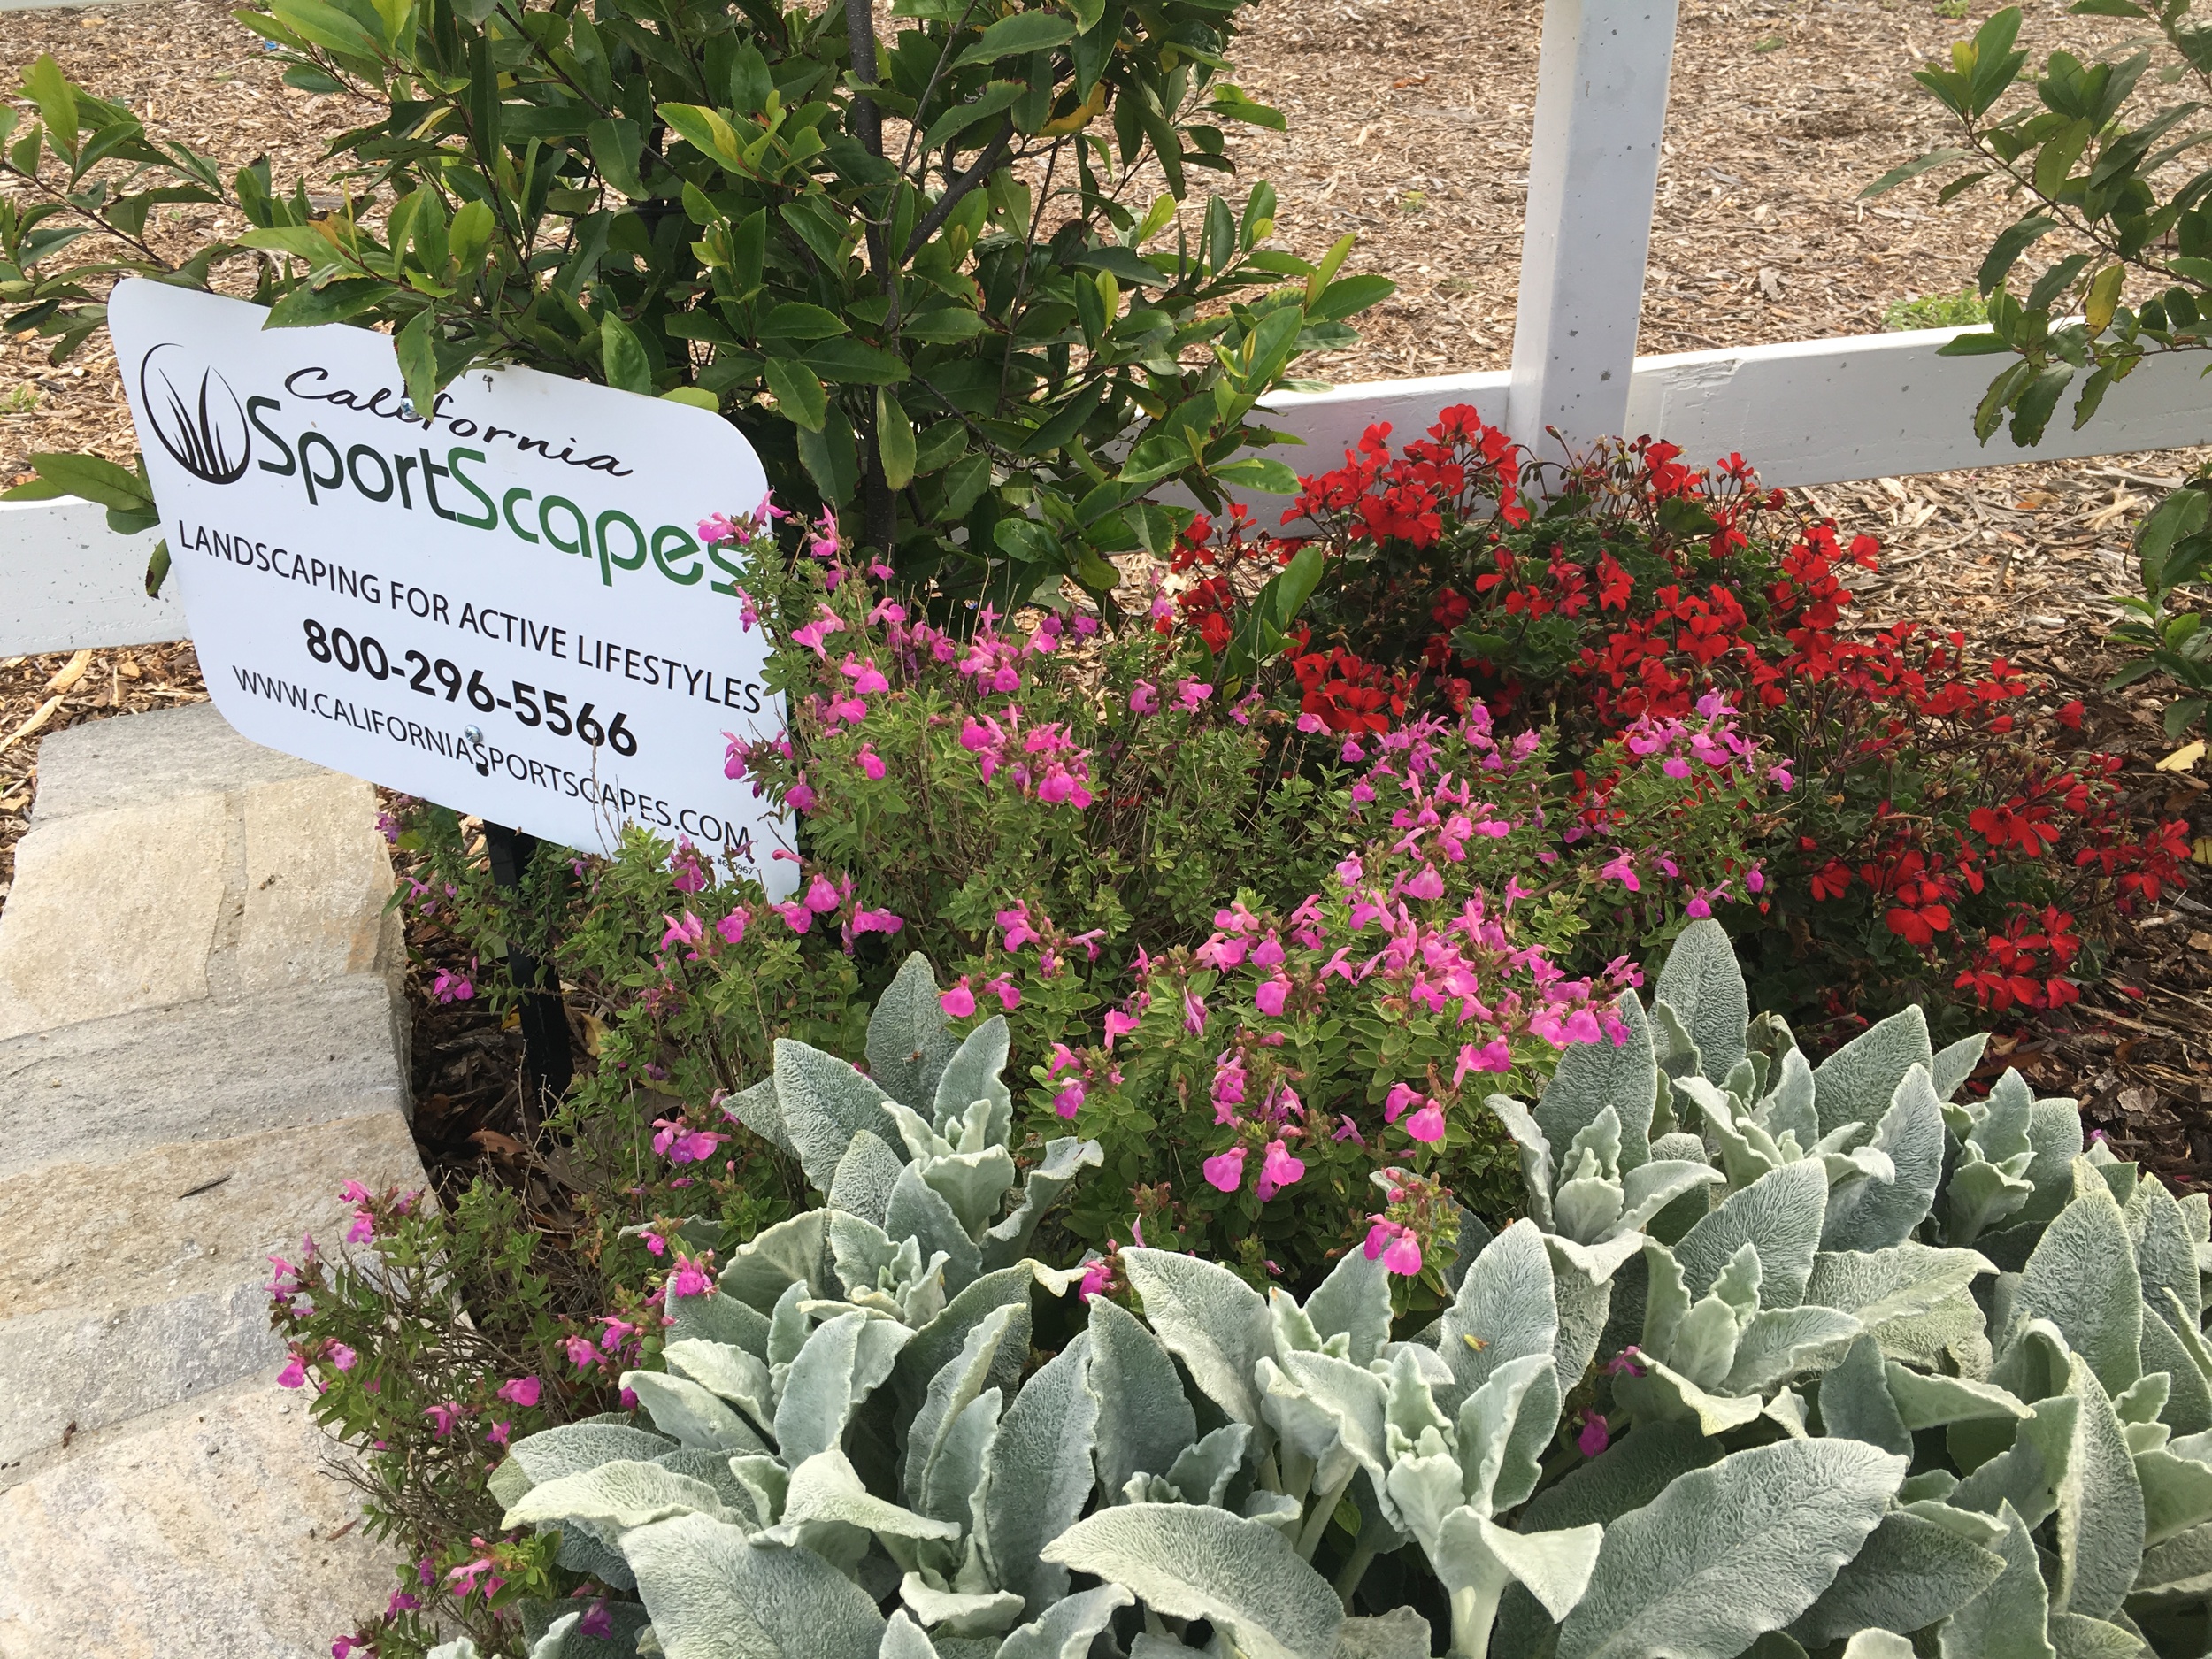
left=1617, top=326, right=2212, bottom=483
left=6, top=326, right=2208, bottom=651
left=0, top=497, right=179, bottom=657
left=1259, top=325, right=2212, bottom=495
left=1507, top=0, right=1680, bottom=454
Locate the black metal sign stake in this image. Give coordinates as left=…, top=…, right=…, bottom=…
left=481, top=820, right=575, bottom=1120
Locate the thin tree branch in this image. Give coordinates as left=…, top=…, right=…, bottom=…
left=902, top=119, right=1015, bottom=263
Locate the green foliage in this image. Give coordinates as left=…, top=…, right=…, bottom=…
left=0, top=0, right=1384, bottom=601
left=2107, top=480, right=2212, bottom=738
left=460, top=528, right=1776, bottom=1295
left=1884, top=288, right=1990, bottom=330
left=1868, top=2, right=2192, bottom=447
left=416, top=923, right=2212, bottom=1659
left=1876, top=0, right=2212, bottom=732
left=267, top=1179, right=634, bottom=1651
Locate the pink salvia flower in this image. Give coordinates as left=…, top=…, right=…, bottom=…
left=1383, top=1229, right=1423, bottom=1276
left=1202, top=1147, right=1247, bottom=1194
left=1258, top=1139, right=1305, bottom=1194
left=669, top=1253, right=713, bottom=1299
left=941, top=980, right=976, bottom=1018
left=1454, top=1038, right=1513, bottom=1084
left=496, top=1376, right=542, bottom=1409
left=1383, top=1081, right=1422, bottom=1125
left=425, top=1402, right=465, bottom=1438
left=1404, top=1102, right=1446, bottom=1144
left=277, top=1354, right=308, bottom=1389
left=1254, top=976, right=1289, bottom=1018
left=1578, top=1409, right=1610, bottom=1458
left=842, top=655, right=890, bottom=694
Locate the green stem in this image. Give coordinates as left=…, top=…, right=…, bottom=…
left=1295, top=1468, right=1355, bottom=1560
left=1333, top=1538, right=1379, bottom=1609
left=1448, top=1578, right=1505, bottom=1659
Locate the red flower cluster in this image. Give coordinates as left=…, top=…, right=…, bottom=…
left=1156, top=411, right=2194, bottom=1026
left=1955, top=906, right=2085, bottom=1012
left=1284, top=404, right=1529, bottom=549
left=1291, top=638, right=1415, bottom=733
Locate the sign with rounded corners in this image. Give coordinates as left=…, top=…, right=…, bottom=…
left=108, top=277, right=794, bottom=893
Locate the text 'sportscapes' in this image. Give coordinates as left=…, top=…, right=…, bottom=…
left=107, top=278, right=793, bottom=895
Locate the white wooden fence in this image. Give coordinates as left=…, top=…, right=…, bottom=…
left=7, top=0, right=2211, bottom=658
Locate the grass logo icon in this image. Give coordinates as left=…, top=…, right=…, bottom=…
left=139, top=342, right=251, bottom=484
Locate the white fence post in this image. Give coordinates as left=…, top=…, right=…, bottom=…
left=1507, top=0, right=1680, bottom=457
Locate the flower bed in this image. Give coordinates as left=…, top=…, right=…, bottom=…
left=308, top=923, right=2212, bottom=1659
left=1170, top=411, right=2193, bottom=1036
left=250, top=429, right=2207, bottom=1658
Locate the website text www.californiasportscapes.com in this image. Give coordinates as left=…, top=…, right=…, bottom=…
left=230, top=664, right=765, bottom=857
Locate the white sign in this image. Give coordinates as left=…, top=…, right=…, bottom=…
left=108, top=279, right=794, bottom=892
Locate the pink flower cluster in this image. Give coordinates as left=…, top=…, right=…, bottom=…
left=959, top=710, right=1095, bottom=808
left=562, top=1314, right=644, bottom=1390
left=1056, top=698, right=1636, bottom=1233
left=763, top=864, right=903, bottom=945
left=1363, top=1166, right=1456, bottom=1278
left=941, top=973, right=1020, bottom=1017
left=276, top=1336, right=357, bottom=1390
left=652, top=1115, right=724, bottom=1164
left=1573, top=694, right=1791, bottom=917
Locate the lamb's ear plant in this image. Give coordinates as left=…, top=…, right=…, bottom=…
left=472, top=928, right=2212, bottom=1659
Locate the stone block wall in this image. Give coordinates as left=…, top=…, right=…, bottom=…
left=0, top=703, right=424, bottom=1657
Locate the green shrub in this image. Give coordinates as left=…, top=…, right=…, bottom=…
left=379, top=527, right=1781, bottom=1300
left=0, top=0, right=1379, bottom=599
left=1162, top=411, right=2193, bottom=1036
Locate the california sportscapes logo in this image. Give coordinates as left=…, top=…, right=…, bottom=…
left=139, top=342, right=251, bottom=484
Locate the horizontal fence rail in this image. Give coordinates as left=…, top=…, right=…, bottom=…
left=2, top=497, right=173, bottom=658
left=1251, top=323, right=2212, bottom=506
left=9, top=325, right=2207, bottom=658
